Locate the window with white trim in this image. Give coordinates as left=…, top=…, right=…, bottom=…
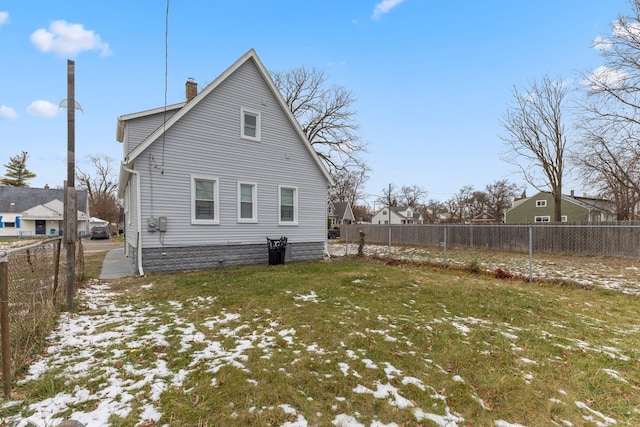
left=241, top=108, right=261, bottom=141
left=238, top=181, right=257, bottom=222
left=279, top=186, right=297, bottom=225
left=192, top=175, right=219, bottom=224
left=534, top=216, right=550, bottom=222
left=535, top=200, right=547, bottom=207
left=561, top=215, right=568, bottom=222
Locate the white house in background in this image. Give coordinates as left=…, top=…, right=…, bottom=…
left=0, top=186, right=90, bottom=237
left=371, top=205, right=424, bottom=225
left=116, top=49, right=333, bottom=274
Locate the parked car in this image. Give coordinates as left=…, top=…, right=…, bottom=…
left=328, top=227, right=340, bottom=239
left=90, top=226, right=110, bottom=240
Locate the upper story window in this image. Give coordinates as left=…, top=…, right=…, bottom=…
left=238, top=181, right=257, bottom=223
left=536, top=200, right=547, bottom=207
left=191, top=174, right=219, bottom=225
left=561, top=215, right=568, bottom=222
left=534, top=216, right=550, bottom=222
left=279, top=185, right=298, bottom=225
left=241, top=108, right=261, bottom=141
left=383, top=210, right=387, bottom=215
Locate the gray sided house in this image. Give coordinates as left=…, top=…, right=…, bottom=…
left=505, top=191, right=617, bottom=223
left=116, top=49, right=333, bottom=274
left=0, top=186, right=89, bottom=237
left=328, top=201, right=355, bottom=225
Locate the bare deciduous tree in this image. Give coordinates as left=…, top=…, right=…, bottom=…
left=575, top=1, right=640, bottom=217
left=271, top=66, right=365, bottom=175
left=76, top=154, right=120, bottom=224
left=398, top=185, right=427, bottom=208
left=329, top=167, right=369, bottom=206
left=485, top=179, right=521, bottom=220
left=501, top=74, right=571, bottom=221
left=446, top=185, right=475, bottom=223
left=421, top=199, right=446, bottom=223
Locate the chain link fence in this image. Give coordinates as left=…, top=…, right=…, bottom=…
left=335, top=224, right=640, bottom=290
left=342, top=223, right=640, bottom=259
left=0, top=238, right=84, bottom=396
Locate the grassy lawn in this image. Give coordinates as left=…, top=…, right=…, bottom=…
left=1, top=253, right=639, bottom=426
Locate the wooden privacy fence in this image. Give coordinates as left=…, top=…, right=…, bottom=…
left=341, top=223, right=640, bottom=259
left=0, top=238, right=84, bottom=398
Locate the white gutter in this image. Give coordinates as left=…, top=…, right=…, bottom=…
left=122, top=165, right=144, bottom=276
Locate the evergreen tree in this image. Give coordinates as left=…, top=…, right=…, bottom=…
left=1, top=151, right=37, bottom=187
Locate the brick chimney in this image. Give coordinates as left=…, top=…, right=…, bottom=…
left=185, top=78, right=197, bottom=102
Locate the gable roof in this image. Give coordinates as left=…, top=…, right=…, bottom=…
left=0, top=186, right=88, bottom=214
left=332, top=201, right=352, bottom=219
left=118, top=49, right=333, bottom=185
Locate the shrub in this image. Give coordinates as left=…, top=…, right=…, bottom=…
left=468, top=259, right=481, bottom=274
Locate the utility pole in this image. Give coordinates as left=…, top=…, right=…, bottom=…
left=65, top=59, right=77, bottom=310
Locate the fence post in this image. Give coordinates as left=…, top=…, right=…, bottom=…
left=52, top=239, right=62, bottom=303
left=528, top=226, right=533, bottom=283
left=388, top=226, right=391, bottom=255
left=0, top=250, right=11, bottom=398
left=443, top=227, right=447, bottom=269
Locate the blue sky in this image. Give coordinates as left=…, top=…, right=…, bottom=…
left=0, top=0, right=632, bottom=204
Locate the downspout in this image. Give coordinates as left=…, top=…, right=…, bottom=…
left=122, top=165, right=144, bottom=276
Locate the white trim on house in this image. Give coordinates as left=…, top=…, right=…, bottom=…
left=278, top=185, right=298, bottom=226
left=536, top=200, right=547, bottom=207
left=535, top=216, right=550, bottom=222
left=237, top=181, right=258, bottom=223
left=240, top=108, right=261, bottom=141
left=191, top=174, right=220, bottom=225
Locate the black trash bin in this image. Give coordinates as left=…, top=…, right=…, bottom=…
left=267, top=236, right=287, bottom=265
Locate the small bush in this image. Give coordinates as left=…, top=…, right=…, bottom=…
left=468, top=259, right=481, bottom=274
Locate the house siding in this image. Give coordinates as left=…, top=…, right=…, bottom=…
left=120, top=55, right=329, bottom=273
left=505, top=192, right=595, bottom=223
left=124, top=110, right=180, bottom=156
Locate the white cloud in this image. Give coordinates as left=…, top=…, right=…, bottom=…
left=0, top=11, right=8, bottom=26
left=30, top=20, right=112, bottom=57
left=583, top=65, right=628, bottom=91
left=371, top=0, right=405, bottom=20
left=593, top=36, right=613, bottom=52
left=0, top=105, right=17, bottom=119
left=26, top=100, right=59, bottom=117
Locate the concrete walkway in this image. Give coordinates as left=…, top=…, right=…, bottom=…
left=99, top=247, right=135, bottom=279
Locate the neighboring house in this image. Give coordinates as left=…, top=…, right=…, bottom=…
left=0, top=186, right=90, bottom=237
left=89, top=217, right=108, bottom=228
left=328, top=201, right=355, bottom=225
left=371, top=206, right=424, bottom=225
left=116, top=49, right=333, bottom=274
left=471, top=212, right=499, bottom=224
left=505, top=191, right=617, bottom=223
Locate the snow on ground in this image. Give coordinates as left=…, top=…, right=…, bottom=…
left=2, top=245, right=634, bottom=426
left=327, top=242, right=640, bottom=295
